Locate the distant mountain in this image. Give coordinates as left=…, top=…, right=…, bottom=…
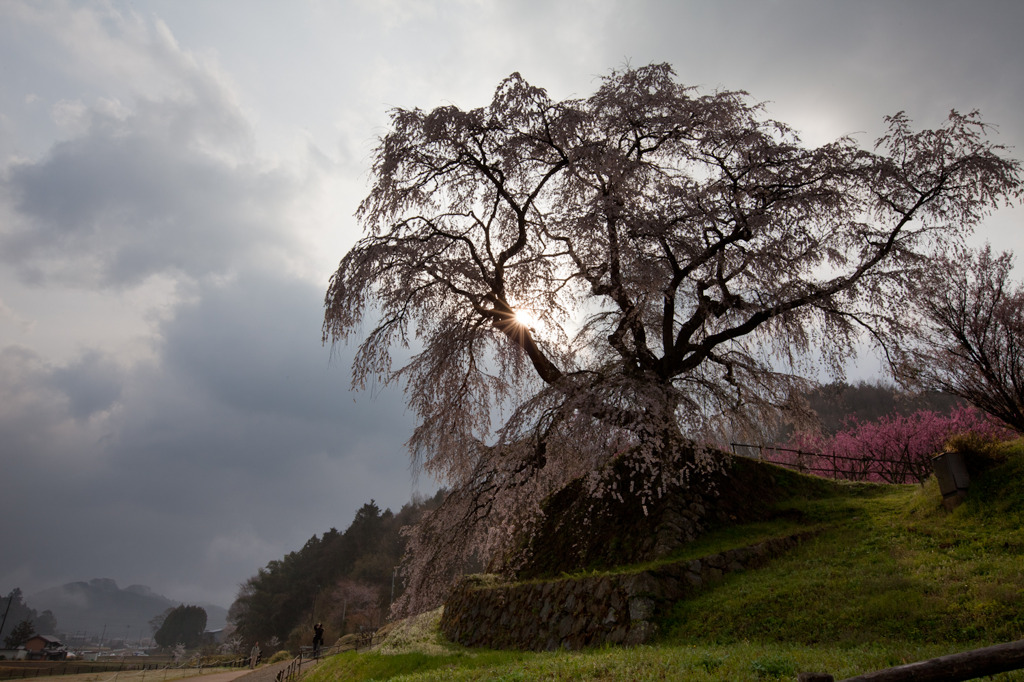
left=28, top=579, right=227, bottom=639
left=200, top=603, right=229, bottom=632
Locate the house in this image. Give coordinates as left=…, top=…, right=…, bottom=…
left=23, top=635, right=68, bottom=661
left=203, top=629, right=226, bottom=645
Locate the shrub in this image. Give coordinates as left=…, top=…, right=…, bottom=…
left=944, top=432, right=1008, bottom=476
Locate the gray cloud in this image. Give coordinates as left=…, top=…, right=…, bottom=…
left=0, top=1, right=417, bottom=604
left=161, top=272, right=342, bottom=422
left=0, top=271, right=420, bottom=607
left=2, top=95, right=295, bottom=288
left=47, top=350, right=124, bottom=421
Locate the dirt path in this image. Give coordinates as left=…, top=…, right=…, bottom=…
left=173, top=670, right=251, bottom=682
left=217, top=662, right=291, bottom=682
left=197, top=657, right=325, bottom=682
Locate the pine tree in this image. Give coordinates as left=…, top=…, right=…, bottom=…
left=4, top=620, right=35, bottom=648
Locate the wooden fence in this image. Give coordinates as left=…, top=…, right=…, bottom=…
left=731, top=443, right=933, bottom=484
left=274, top=643, right=348, bottom=682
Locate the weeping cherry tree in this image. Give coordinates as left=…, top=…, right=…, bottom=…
left=323, top=64, right=1021, bottom=613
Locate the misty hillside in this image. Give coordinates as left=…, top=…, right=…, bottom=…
left=29, top=578, right=227, bottom=638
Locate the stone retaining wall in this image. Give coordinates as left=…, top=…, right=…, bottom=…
left=440, top=531, right=815, bottom=651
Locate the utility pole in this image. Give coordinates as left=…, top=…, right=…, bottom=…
left=0, top=592, right=13, bottom=640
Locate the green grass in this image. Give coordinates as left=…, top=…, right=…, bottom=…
left=303, top=439, right=1024, bottom=681
left=305, top=642, right=1024, bottom=681
left=664, top=482, right=1024, bottom=645
left=507, top=517, right=820, bottom=586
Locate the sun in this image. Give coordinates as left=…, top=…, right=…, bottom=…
left=513, top=308, right=537, bottom=329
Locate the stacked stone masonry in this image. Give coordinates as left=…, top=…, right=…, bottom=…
left=440, top=532, right=815, bottom=651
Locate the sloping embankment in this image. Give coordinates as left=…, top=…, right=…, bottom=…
left=440, top=530, right=816, bottom=651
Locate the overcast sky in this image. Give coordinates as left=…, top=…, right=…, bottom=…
left=1, top=0, right=1021, bottom=611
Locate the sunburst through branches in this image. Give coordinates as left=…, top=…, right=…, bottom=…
left=512, top=307, right=537, bottom=331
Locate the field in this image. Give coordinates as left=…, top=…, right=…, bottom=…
left=0, top=667, right=241, bottom=682
left=302, top=437, right=1024, bottom=681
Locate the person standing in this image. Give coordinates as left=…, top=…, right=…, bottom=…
left=312, top=623, right=324, bottom=657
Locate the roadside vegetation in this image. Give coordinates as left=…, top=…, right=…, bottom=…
left=302, top=438, right=1024, bottom=681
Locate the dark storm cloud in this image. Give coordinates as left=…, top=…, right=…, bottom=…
left=579, top=1, right=1024, bottom=146
left=147, top=269, right=417, bottom=477
left=1, top=95, right=291, bottom=288
left=0, top=346, right=125, bottom=468
left=0, top=3, right=424, bottom=606
left=161, top=273, right=343, bottom=422
left=47, top=351, right=124, bottom=420
left=0, top=346, right=87, bottom=454
left=0, top=270, right=419, bottom=606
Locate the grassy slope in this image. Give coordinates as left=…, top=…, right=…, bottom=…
left=304, top=440, right=1024, bottom=681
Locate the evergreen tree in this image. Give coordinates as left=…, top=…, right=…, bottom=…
left=0, top=590, right=38, bottom=644
left=228, top=491, right=444, bottom=648
left=4, top=620, right=34, bottom=648
left=154, top=605, right=207, bottom=649
left=34, top=610, right=57, bottom=636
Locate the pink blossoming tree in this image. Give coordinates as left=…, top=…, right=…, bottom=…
left=778, top=406, right=1013, bottom=483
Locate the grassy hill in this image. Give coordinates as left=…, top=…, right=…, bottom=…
left=304, top=438, right=1024, bottom=681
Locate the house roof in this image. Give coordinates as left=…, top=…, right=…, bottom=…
left=27, top=635, right=63, bottom=646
